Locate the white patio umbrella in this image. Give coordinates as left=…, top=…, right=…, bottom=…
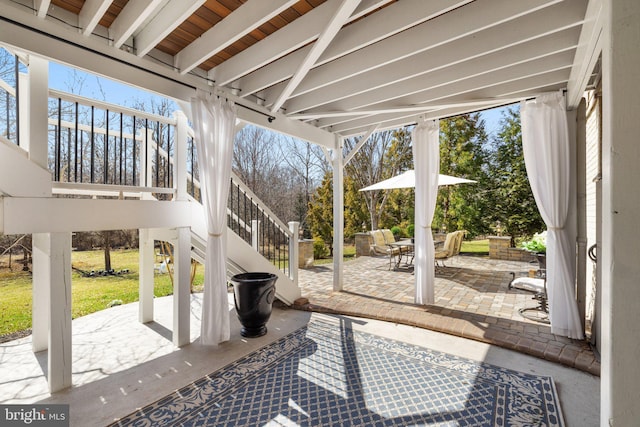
left=359, top=170, right=476, bottom=192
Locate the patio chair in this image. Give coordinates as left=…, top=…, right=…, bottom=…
left=509, top=269, right=549, bottom=323
left=434, top=230, right=465, bottom=268
left=370, top=229, right=401, bottom=270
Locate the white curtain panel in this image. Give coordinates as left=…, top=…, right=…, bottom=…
left=412, top=119, right=440, bottom=304
left=191, top=93, right=237, bottom=345
left=521, top=92, right=583, bottom=339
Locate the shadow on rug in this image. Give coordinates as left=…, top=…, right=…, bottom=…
left=110, top=319, right=564, bottom=426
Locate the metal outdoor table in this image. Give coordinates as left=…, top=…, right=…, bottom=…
left=389, top=239, right=415, bottom=270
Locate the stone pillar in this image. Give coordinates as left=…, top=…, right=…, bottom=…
left=298, top=239, right=314, bottom=268
left=354, top=233, right=372, bottom=257
left=488, top=236, right=511, bottom=259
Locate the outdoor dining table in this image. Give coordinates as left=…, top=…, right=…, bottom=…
left=389, top=239, right=415, bottom=270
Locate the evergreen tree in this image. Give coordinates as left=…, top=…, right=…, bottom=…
left=486, top=107, right=544, bottom=238
left=434, top=113, right=490, bottom=237
left=307, top=171, right=334, bottom=255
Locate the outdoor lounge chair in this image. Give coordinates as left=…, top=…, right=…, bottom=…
left=370, top=229, right=401, bottom=270
left=434, top=230, right=465, bottom=268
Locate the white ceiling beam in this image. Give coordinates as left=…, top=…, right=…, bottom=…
left=79, top=0, right=115, bottom=36
left=135, top=0, right=206, bottom=57
left=236, top=0, right=470, bottom=97
left=176, top=0, right=297, bottom=75
left=269, top=0, right=362, bottom=113
left=262, top=0, right=570, bottom=106
left=324, top=71, right=570, bottom=134
left=335, top=101, right=512, bottom=138
left=566, top=0, right=604, bottom=108
left=291, top=98, right=524, bottom=120
left=35, top=0, right=51, bottom=18
left=210, top=0, right=393, bottom=87
left=323, top=56, right=573, bottom=130
left=286, top=25, right=581, bottom=114
left=110, top=0, right=164, bottom=48
left=308, top=47, right=577, bottom=118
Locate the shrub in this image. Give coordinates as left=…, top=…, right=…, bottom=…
left=407, top=224, right=415, bottom=237
left=521, top=231, right=547, bottom=253
left=390, top=226, right=402, bottom=239
left=313, top=237, right=329, bottom=259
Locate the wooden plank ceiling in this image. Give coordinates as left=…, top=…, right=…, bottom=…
left=3, top=0, right=599, bottom=138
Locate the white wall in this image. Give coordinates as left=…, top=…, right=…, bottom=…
left=601, top=0, right=640, bottom=424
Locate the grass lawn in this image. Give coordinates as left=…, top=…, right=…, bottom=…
left=460, top=239, right=489, bottom=254
left=0, top=249, right=204, bottom=338
left=313, top=244, right=357, bottom=265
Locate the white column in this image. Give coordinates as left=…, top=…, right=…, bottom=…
left=601, top=0, right=640, bottom=424
left=138, top=228, right=154, bottom=323
left=18, top=71, right=28, bottom=151
left=173, top=110, right=188, bottom=201
left=575, top=98, right=587, bottom=331
left=332, top=138, right=344, bottom=291
left=172, top=226, right=191, bottom=347
left=48, top=232, right=72, bottom=392
left=32, top=232, right=73, bottom=392
left=144, top=128, right=155, bottom=192
left=26, top=55, right=48, bottom=168
left=31, top=233, right=50, bottom=352
left=288, top=221, right=299, bottom=285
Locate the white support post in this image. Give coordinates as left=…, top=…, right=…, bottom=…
left=140, top=127, right=148, bottom=188
left=138, top=228, right=155, bottom=323
left=601, top=0, right=640, bottom=425
left=26, top=55, right=49, bottom=168
left=575, top=98, right=587, bottom=331
left=173, top=110, right=188, bottom=201
left=332, top=138, right=344, bottom=291
left=251, top=220, right=260, bottom=251
left=18, top=71, right=29, bottom=151
left=288, top=221, right=299, bottom=285
left=145, top=128, right=155, bottom=192
left=48, top=232, right=72, bottom=393
left=32, top=232, right=72, bottom=392
left=172, top=227, right=191, bottom=347
left=31, top=233, right=50, bottom=352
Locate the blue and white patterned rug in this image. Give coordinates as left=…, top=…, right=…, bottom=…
left=111, top=319, right=564, bottom=426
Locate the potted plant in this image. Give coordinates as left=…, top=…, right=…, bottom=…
left=521, top=231, right=546, bottom=270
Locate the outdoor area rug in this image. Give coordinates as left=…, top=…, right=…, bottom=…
left=111, top=319, right=564, bottom=426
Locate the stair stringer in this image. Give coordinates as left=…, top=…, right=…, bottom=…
left=190, top=202, right=300, bottom=305
left=0, top=136, right=51, bottom=197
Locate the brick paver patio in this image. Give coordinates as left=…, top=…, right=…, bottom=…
left=295, top=254, right=600, bottom=376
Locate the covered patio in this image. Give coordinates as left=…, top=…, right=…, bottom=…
left=1, top=0, right=639, bottom=424
left=0, top=292, right=599, bottom=426
left=297, top=254, right=599, bottom=375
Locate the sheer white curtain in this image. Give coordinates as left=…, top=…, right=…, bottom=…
left=412, top=119, right=440, bottom=304
left=191, top=93, right=237, bottom=345
left=521, top=92, right=583, bottom=339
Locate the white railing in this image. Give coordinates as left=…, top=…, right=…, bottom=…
left=45, top=88, right=296, bottom=279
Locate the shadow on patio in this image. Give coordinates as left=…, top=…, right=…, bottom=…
left=295, top=254, right=600, bottom=376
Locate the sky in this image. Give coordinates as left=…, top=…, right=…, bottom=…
left=48, top=61, right=512, bottom=137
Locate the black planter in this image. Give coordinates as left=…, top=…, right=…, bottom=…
left=231, top=272, right=278, bottom=338
left=536, top=253, right=546, bottom=271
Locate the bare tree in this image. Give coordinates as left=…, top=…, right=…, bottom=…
left=278, top=137, right=328, bottom=235
left=344, top=129, right=412, bottom=230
